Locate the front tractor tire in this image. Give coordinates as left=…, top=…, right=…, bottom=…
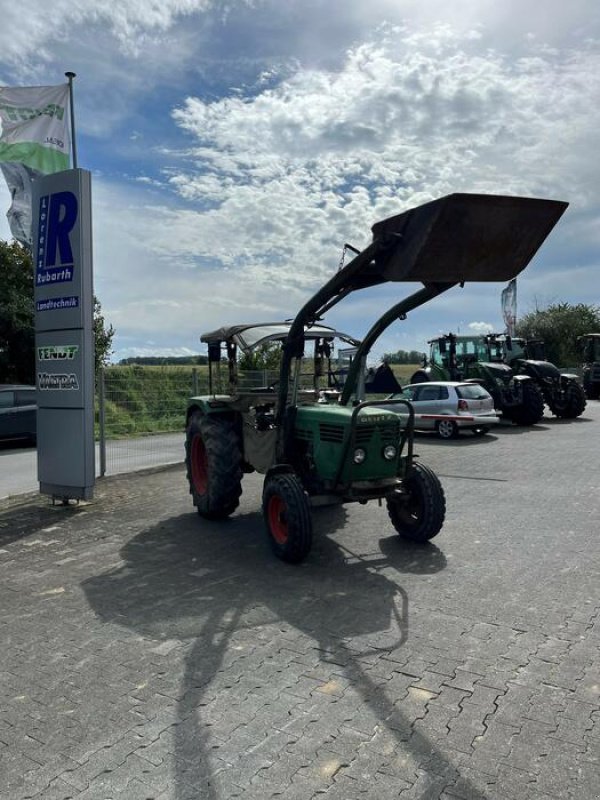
left=387, top=463, right=446, bottom=543
left=509, top=381, right=545, bottom=426
left=548, top=382, right=587, bottom=419
left=263, top=473, right=313, bottom=563
left=185, top=411, right=242, bottom=520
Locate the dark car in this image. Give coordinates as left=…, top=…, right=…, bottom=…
left=0, top=384, right=37, bottom=444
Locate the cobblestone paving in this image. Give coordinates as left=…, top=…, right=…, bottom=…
left=0, top=404, right=599, bottom=799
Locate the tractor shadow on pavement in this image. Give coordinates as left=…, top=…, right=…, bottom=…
left=82, top=505, right=489, bottom=799
left=0, top=498, right=85, bottom=548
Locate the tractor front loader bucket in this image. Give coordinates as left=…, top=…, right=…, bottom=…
left=371, top=193, right=568, bottom=283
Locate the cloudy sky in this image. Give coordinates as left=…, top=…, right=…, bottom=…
left=0, top=0, right=598, bottom=363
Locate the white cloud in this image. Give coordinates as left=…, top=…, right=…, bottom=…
left=164, top=24, right=600, bottom=297
left=0, top=0, right=215, bottom=66
left=1, top=8, right=599, bottom=362
left=468, top=321, right=495, bottom=334
left=171, top=24, right=600, bottom=205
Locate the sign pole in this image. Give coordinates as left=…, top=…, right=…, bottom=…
left=33, top=169, right=95, bottom=501
left=65, top=72, right=78, bottom=169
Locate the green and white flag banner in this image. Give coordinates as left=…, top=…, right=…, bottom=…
left=0, top=83, right=71, bottom=245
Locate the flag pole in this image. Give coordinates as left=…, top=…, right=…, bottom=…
left=65, top=71, right=78, bottom=169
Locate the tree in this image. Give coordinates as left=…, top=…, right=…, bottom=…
left=93, top=298, right=115, bottom=371
left=0, top=239, right=115, bottom=383
left=515, top=302, right=600, bottom=366
left=0, top=240, right=35, bottom=384
left=239, top=342, right=282, bottom=371
left=383, top=349, right=426, bottom=365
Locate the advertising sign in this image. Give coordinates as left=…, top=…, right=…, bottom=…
left=35, top=328, right=93, bottom=409
left=34, top=169, right=93, bottom=332
left=33, top=169, right=94, bottom=500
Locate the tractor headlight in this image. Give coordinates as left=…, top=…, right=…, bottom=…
left=383, top=445, right=397, bottom=461
left=353, top=447, right=366, bottom=464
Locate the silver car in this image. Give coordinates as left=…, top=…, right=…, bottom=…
left=388, top=381, right=500, bottom=439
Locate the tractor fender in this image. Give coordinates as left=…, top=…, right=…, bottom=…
left=186, top=397, right=237, bottom=424
left=559, top=373, right=580, bottom=384
left=519, top=359, right=561, bottom=380
left=264, top=463, right=296, bottom=482
left=511, top=374, right=534, bottom=383
left=410, top=368, right=432, bottom=383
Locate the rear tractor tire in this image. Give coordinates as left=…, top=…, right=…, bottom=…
left=387, top=463, right=446, bottom=543
left=263, top=473, right=313, bottom=563
left=410, top=370, right=430, bottom=384
left=185, top=411, right=243, bottom=520
left=510, top=381, right=545, bottom=426
left=548, top=382, right=587, bottom=419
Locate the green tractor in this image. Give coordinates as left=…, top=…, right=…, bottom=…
left=185, top=193, right=567, bottom=562
left=412, top=332, right=586, bottom=422
left=578, top=333, right=600, bottom=399
left=411, top=333, right=546, bottom=425
left=496, top=335, right=586, bottom=418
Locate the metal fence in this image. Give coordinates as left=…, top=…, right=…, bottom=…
left=95, top=367, right=278, bottom=477
left=95, top=363, right=586, bottom=478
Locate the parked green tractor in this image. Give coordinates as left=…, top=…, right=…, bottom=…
left=499, top=335, right=586, bottom=418
left=412, top=331, right=586, bottom=422
left=578, top=333, right=600, bottom=399
left=185, top=193, right=568, bottom=562
left=411, top=333, right=546, bottom=425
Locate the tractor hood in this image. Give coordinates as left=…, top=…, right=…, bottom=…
left=295, top=404, right=398, bottom=427
left=518, top=360, right=561, bottom=380
left=371, top=193, right=568, bottom=283
left=479, top=362, right=514, bottom=380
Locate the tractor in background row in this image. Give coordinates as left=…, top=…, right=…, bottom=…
left=410, top=333, right=545, bottom=425
left=499, top=335, right=586, bottom=418
left=411, top=332, right=586, bottom=422
left=578, top=333, right=600, bottom=399
left=185, top=193, right=568, bottom=563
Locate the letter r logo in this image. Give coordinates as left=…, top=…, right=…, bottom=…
left=46, top=191, right=78, bottom=266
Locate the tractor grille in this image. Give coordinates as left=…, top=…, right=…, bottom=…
left=355, top=420, right=400, bottom=446
left=318, top=419, right=400, bottom=445
left=295, top=428, right=314, bottom=442
left=319, top=423, right=345, bottom=443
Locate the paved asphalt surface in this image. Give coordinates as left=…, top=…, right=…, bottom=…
left=0, top=403, right=599, bottom=799
left=0, top=433, right=185, bottom=503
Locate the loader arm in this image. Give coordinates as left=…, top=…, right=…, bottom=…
left=275, top=193, right=568, bottom=461
left=339, top=283, right=454, bottom=406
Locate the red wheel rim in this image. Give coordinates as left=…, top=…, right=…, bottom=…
left=267, top=495, right=288, bottom=544
left=191, top=435, right=208, bottom=494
